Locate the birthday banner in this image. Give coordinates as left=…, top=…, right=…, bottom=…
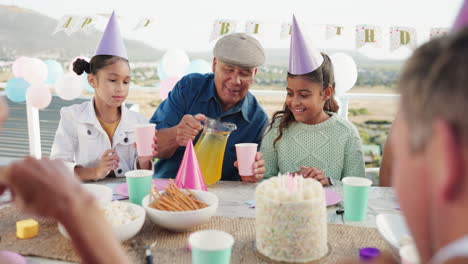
left=208, top=21, right=449, bottom=52
left=325, top=25, right=345, bottom=40
left=209, top=20, right=237, bottom=42
left=52, top=15, right=449, bottom=52
left=52, top=14, right=155, bottom=35
left=390, top=26, right=418, bottom=51
left=244, top=20, right=264, bottom=36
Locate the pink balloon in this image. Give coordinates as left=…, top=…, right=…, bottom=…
left=26, top=83, right=52, bottom=109
left=159, top=76, right=181, bottom=100
left=12, top=56, right=31, bottom=78
left=69, top=56, right=91, bottom=73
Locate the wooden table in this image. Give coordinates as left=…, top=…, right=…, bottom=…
left=11, top=179, right=399, bottom=264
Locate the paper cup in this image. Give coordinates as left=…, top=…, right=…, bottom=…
left=135, top=124, right=156, bottom=157
left=125, top=170, right=153, bottom=205
left=343, top=177, right=372, bottom=221
left=189, top=230, right=234, bottom=264
left=235, top=143, right=258, bottom=176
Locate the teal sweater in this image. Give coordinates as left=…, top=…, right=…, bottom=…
left=260, top=113, right=365, bottom=184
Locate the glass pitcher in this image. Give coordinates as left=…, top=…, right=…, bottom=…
left=194, top=117, right=237, bottom=185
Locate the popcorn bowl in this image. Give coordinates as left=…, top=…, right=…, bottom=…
left=59, top=201, right=145, bottom=241
left=82, top=183, right=113, bottom=205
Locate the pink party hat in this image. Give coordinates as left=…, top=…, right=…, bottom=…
left=95, top=11, right=128, bottom=59
left=289, top=15, right=324, bottom=75
left=453, top=0, right=468, bottom=32
left=174, top=139, right=207, bottom=191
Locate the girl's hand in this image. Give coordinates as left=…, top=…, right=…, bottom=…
left=135, top=130, right=158, bottom=158
left=298, top=166, right=331, bottom=186
left=234, top=152, right=265, bottom=183
left=137, top=156, right=153, bottom=170
left=95, top=149, right=119, bottom=180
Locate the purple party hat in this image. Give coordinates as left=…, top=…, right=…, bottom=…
left=288, top=15, right=323, bottom=75
left=453, top=0, right=468, bottom=32
left=95, top=11, right=128, bottom=59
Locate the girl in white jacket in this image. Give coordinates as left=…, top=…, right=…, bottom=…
left=51, top=12, right=156, bottom=180
left=50, top=55, right=155, bottom=181
left=51, top=12, right=155, bottom=181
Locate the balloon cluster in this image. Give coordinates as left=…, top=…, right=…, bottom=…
left=6, top=57, right=53, bottom=109
left=6, top=56, right=91, bottom=109
left=157, top=49, right=212, bottom=100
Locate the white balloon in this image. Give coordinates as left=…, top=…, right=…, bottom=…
left=55, top=73, right=83, bottom=100
left=330, top=53, right=358, bottom=95
left=161, top=49, right=190, bottom=77
left=22, top=58, right=48, bottom=85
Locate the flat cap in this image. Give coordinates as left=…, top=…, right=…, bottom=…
left=213, top=33, right=265, bottom=68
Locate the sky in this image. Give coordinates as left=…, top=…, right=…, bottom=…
left=0, top=0, right=464, bottom=59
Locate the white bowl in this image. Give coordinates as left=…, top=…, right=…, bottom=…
left=376, top=213, right=410, bottom=251
left=83, top=184, right=113, bottom=204
left=59, top=201, right=146, bottom=241
left=142, top=189, right=218, bottom=232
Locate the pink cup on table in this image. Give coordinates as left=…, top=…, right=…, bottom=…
left=134, top=124, right=156, bottom=156
left=235, top=143, right=258, bottom=176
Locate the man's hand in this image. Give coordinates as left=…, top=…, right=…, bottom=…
left=176, top=114, right=206, bottom=146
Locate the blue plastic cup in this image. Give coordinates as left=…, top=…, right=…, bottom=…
left=343, top=177, right=372, bottom=221
left=125, top=169, right=153, bottom=206
left=189, top=230, right=234, bottom=264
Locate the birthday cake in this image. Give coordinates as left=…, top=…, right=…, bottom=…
left=255, top=174, right=328, bottom=263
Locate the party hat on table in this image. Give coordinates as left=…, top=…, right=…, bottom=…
left=453, top=0, right=468, bottom=32
left=95, top=11, right=128, bottom=59
left=174, top=139, right=207, bottom=191
left=288, top=15, right=323, bottom=75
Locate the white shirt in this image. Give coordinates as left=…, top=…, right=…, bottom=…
left=431, top=235, right=468, bottom=264
left=50, top=99, right=152, bottom=177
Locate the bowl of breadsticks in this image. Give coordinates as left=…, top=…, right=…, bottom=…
left=141, top=181, right=219, bottom=232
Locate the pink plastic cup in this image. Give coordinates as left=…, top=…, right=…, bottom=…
left=235, top=143, right=258, bottom=176
left=135, top=124, right=156, bottom=156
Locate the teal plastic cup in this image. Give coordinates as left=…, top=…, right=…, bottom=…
left=125, top=170, right=153, bottom=205
left=189, top=230, right=234, bottom=264
left=343, top=177, right=372, bottom=221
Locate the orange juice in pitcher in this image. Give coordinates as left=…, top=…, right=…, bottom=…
left=194, top=117, right=237, bottom=185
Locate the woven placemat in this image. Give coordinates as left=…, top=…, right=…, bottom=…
left=0, top=206, right=394, bottom=263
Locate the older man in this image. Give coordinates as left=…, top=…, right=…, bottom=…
left=150, top=33, right=268, bottom=182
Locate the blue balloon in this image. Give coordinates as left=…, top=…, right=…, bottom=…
left=157, top=61, right=168, bottom=80
left=81, top=73, right=94, bottom=93
left=186, top=59, right=212, bottom=74
left=6, top=78, right=30, bottom=102
left=45, top=60, right=64, bottom=84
